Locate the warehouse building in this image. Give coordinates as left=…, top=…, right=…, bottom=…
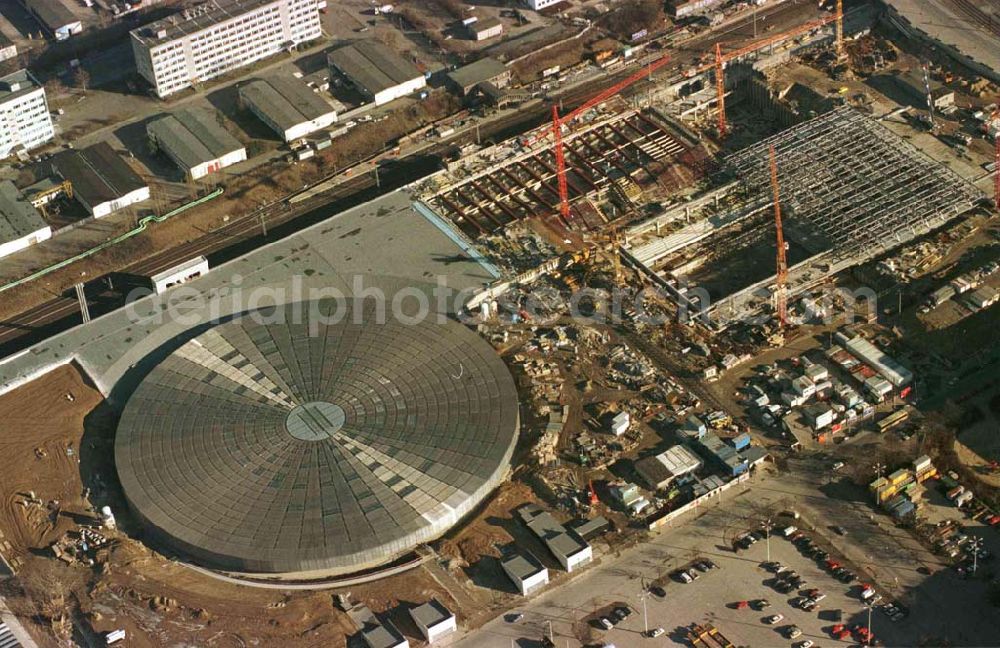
left=327, top=40, right=426, bottom=106
left=445, top=57, right=512, bottom=97
left=500, top=552, right=549, bottom=596
left=635, top=444, right=703, bottom=490
left=21, top=0, right=82, bottom=41
left=131, top=0, right=322, bottom=98
left=147, top=108, right=247, bottom=181
left=0, top=181, right=51, bottom=260
left=0, top=32, right=17, bottom=63
left=51, top=142, right=150, bottom=218
left=518, top=504, right=592, bottom=572
left=238, top=76, right=340, bottom=143
left=466, top=17, right=503, bottom=41
left=408, top=599, right=456, bottom=644
left=0, top=70, right=55, bottom=159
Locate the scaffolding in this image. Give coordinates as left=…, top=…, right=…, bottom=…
left=726, top=106, right=985, bottom=262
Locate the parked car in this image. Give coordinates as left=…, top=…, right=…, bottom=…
left=766, top=614, right=784, bottom=625
left=599, top=617, right=614, bottom=630
left=676, top=570, right=693, bottom=584
left=649, top=585, right=666, bottom=598
left=797, top=641, right=814, bottom=648
left=648, top=627, right=665, bottom=638
left=754, top=599, right=771, bottom=610
left=687, top=568, right=700, bottom=581
left=694, top=561, right=710, bottom=573
left=786, top=626, right=803, bottom=639
left=833, top=525, right=848, bottom=536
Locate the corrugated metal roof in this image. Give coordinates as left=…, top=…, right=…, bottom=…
left=147, top=108, right=244, bottom=170
left=327, top=40, right=422, bottom=95
left=447, top=57, right=508, bottom=89
left=239, top=76, right=339, bottom=132
left=24, top=0, right=78, bottom=31
left=52, top=141, right=146, bottom=208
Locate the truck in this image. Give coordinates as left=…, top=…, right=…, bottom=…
left=946, top=485, right=965, bottom=501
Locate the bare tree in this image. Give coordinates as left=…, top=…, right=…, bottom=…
left=74, top=67, right=91, bottom=94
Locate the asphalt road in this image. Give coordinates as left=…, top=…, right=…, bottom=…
left=455, top=460, right=1000, bottom=647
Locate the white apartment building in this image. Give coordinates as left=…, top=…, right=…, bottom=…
left=131, top=0, right=324, bottom=99
left=0, top=70, right=55, bottom=159
left=526, top=0, right=561, bottom=10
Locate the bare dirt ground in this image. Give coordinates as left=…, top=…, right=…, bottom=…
left=438, top=481, right=538, bottom=568
left=0, top=365, right=464, bottom=647
left=954, top=395, right=1000, bottom=488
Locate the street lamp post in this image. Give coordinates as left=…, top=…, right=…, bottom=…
left=866, top=602, right=873, bottom=646
left=872, top=461, right=885, bottom=506
left=971, top=536, right=983, bottom=574
left=765, top=517, right=772, bottom=563
left=641, top=591, right=649, bottom=635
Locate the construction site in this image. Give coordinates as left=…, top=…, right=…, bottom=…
left=3, top=1, right=1000, bottom=647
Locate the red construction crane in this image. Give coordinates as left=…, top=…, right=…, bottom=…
left=709, top=10, right=842, bottom=137
left=715, top=43, right=727, bottom=138
left=835, top=0, right=844, bottom=58
left=529, top=54, right=673, bottom=222
left=552, top=105, right=571, bottom=226
left=992, top=128, right=1000, bottom=212
left=992, top=104, right=1000, bottom=212
left=770, top=144, right=788, bottom=327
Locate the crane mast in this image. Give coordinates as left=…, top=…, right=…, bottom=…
left=711, top=8, right=843, bottom=138
left=715, top=43, right=727, bottom=138
left=540, top=54, right=672, bottom=221
left=770, top=144, right=788, bottom=327
left=552, top=105, right=571, bottom=225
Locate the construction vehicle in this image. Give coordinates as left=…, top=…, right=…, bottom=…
left=688, top=623, right=736, bottom=648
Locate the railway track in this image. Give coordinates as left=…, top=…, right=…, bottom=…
left=944, top=0, right=1000, bottom=39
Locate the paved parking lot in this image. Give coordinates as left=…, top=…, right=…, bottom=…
left=456, top=465, right=1000, bottom=647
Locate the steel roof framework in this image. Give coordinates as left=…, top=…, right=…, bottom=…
left=726, top=106, right=984, bottom=261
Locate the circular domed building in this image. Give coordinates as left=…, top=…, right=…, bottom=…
left=115, top=299, right=518, bottom=576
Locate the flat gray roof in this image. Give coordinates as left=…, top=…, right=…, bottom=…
left=409, top=599, right=453, bottom=628
left=239, top=77, right=338, bottom=132
left=133, top=0, right=278, bottom=46
left=147, top=108, right=245, bottom=170
left=501, top=552, right=545, bottom=579
left=518, top=504, right=588, bottom=559
left=362, top=619, right=407, bottom=648
left=327, top=40, right=422, bottom=95
left=447, top=57, right=508, bottom=89
left=470, top=17, right=503, bottom=33
left=24, top=0, right=78, bottom=32
left=0, top=181, right=47, bottom=246
left=0, top=69, right=40, bottom=105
